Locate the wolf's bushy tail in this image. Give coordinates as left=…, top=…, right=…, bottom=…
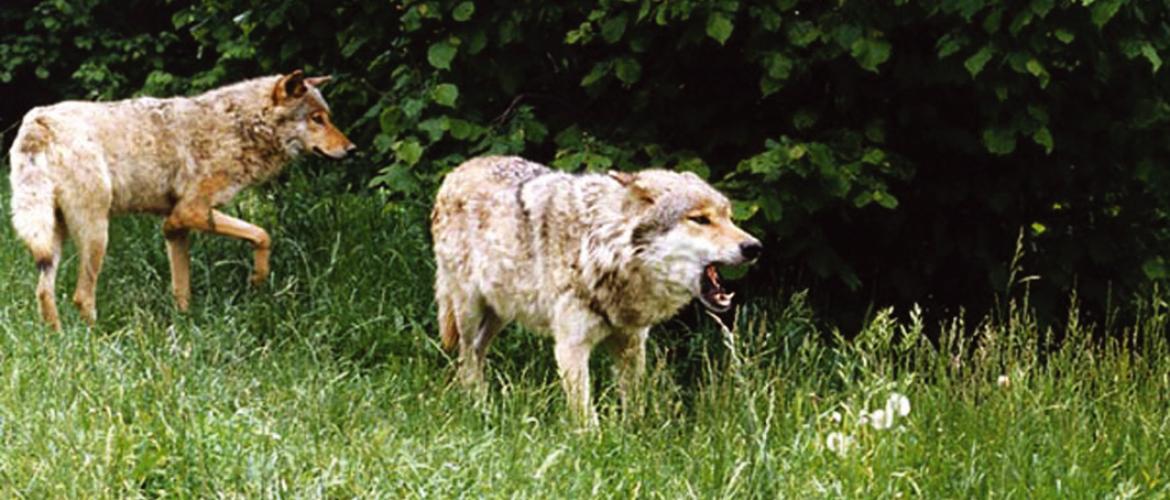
left=9, top=118, right=59, bottom=266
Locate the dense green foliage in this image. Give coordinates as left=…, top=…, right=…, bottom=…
left=0, top=173, right=1167, bottom=496
left=2, top=1, right=1169, bottom=325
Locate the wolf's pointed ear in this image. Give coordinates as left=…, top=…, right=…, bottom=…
left=609, top=171, right=654, bottom=204
left=274, top=70, right=307, bottom=104
left=305, top=75, right=333, bottom=88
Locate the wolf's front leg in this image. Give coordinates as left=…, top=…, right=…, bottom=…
left=165, top=206, right=271, bottom=286
left=604, top=328, right=649, bottom=420
left=554, top=338, right=598, bottom=428
left=164, top=228, right=192, bottom=311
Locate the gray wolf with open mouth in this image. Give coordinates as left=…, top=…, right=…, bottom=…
left=8, top=70, right=355, bottom=329
left=431, top=155, right=762, bottom=425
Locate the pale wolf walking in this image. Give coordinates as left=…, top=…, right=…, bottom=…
left=431, top=156, right=762, bottom=425
left=8, top=70, right=355, bottom=329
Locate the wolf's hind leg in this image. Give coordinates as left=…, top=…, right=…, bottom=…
left=67, top=214, right=109, bottom=325
left=34, top=223, right=66, bottom=331
left=468, top=308, right=505, bottom=382
left=451, top=298, right=498, bottom=390
left=164, top=228, right=192, bottom=311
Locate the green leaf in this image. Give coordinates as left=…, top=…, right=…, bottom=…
left=706, top=12, right=734, bottom=45
left=379, top=106, right=404, bottom=136
left=936, top=34, right=964, bottom=59
left=1030, top=0, right=1054, bottom=17
left=1090, top=0, right=1123, bottom=28
left=1143, top=257, right=1168, bottom=280
left=1140, top=42, right=1162, bottom=72
left=760, top=77, right=783, bottom=97
left=793, top=109, right=817, bottom=130
left=982, top=127, right=1016, bottom=155
left=965, top=45, right=995, bottom=78
left=1025, top=58, right=1050, bottom=87
left=601, top=14, right=628, bottom=44
left=401, top=97, right=427, bottom=119
left=370, top=164, right=420, bottom=194
left=417, top=117, right=449, bottom=142
left=733, top=200, right=760, bottom=220
left=580, top=61, right=611, bottom=87
left=786, top=20, right=820, bottom=47
left=1032, top=127, right=1054, bottom=154
left=1053, top=29, right=1075, bottom=44
left=851, top=38, right=892, bottom=72
left=861, top=148, right=886, bottom=165
left=427, top=40, right=458, bottom=70
left=449, top=118, right=485, bottom=140
left=452, top=1, right=475, bottom=22
left=466, top=29, right=488, bottom=55
left=1009, top=11, right=1033, bottom=35
left=764, top=52, right=793, bottom=80
left=873, top=191, right=899, bottom=210
left=613, top=57, right=642, bottom=85
left=676, top=157, right=711, bottom=178
left=394, top=139, right=423, bottom=166
left=982, top=8, right=1003, bottom=34
left=431, top=83, right=459, bottom=107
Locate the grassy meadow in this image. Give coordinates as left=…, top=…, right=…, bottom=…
left=0, top=169, right=1167, bottom=497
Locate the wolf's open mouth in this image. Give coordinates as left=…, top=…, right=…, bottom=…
left=699, top=263, right=735, bottom=313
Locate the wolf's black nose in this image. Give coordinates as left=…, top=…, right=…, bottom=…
left=740, top=241, right=763, bottom=261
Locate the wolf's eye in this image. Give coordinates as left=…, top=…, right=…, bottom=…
left=311, top=114, right=325, bottom=125
left=689, top=215, right=711, bottom=225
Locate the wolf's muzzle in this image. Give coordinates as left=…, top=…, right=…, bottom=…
left=740, top=240, right=763, bottom=261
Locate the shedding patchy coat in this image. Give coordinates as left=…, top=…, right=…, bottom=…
left=431, top=156, right=762, bottom=425
left=9, top=71, right=355, bottom=329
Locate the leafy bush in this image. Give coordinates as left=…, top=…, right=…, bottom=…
left=2, top=0, right=1167, bottom=327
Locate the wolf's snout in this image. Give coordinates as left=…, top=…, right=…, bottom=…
left=740, top=240, right=763, bottom=261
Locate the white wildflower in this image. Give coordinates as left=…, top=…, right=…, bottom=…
left=825, top=431, right=853, bottom=456
left=886, top=392, right=911, bottom=417
left=869, top=408, right=893, bottom=430
left=997, top=374, right=1011, bottom=388
left=830, top=411, right=842, bottom=424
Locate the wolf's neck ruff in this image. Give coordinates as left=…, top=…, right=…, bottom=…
left=512, top=169, right=696, bottom=329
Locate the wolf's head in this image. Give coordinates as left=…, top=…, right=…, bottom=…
left=611, top=170, right=762, bottom=313
left=272, top=70, right=356, bottom=160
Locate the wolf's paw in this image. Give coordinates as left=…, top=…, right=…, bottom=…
left=248, top=271, right=269, bottom=287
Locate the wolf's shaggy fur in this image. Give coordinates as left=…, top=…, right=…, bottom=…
left=9, top=71, right=355, bottom=329
left=432, top=156, right=761, bottom=424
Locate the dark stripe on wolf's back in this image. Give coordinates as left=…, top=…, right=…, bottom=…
left=514, top=175, right=537, bottom=257
left=514, top=175, right=536, bottom=225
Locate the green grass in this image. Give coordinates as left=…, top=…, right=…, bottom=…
left=0, top=169, right=1167, bottom=497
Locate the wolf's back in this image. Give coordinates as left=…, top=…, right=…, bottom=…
left=8, top=114, right=59, bottom=263
left=434, top=156, right=549, bottom=202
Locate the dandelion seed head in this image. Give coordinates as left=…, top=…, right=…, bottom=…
left=826, top=431, right=853, bottom=455
left=886, top=392, right=911, bottom=417
left=869, top=409, right=893, bottom=430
